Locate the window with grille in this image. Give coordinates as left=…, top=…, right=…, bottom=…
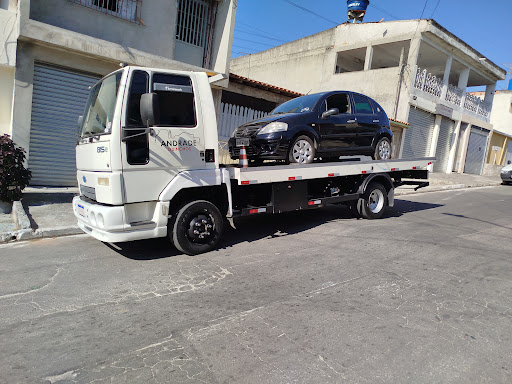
left=176, top=0, right=215, bottom=48
left=70, top=0, right=142, bottom=23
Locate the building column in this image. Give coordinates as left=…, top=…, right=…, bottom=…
left=447, top=120, right=462, bottom=173
left=484, top=83, right=496, bottom=105
left=458, top=67, right=470, bottom=109
left=364, top=45, right=373, bottom=71
left=428, top=115, right=442, bottom=172
left=440, top=56, right=453, bottom=102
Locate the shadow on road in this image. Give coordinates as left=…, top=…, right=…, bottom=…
left=104, top=199, right=442, bottom=260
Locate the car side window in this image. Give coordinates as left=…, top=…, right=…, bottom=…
left=325, top=94, right=351, bottom=114
left=353, top=94, right=374, bottom=114
left=152, top=73, right=196, bottom=127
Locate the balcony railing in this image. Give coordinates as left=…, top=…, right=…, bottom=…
left=464, top=93, right=492, bottom=118
left=445, top=84, right=463, bottom=106
left=413, top=66, right=491, bottom=119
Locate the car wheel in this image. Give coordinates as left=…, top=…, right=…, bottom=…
left=289, top=135, right=315, bottom=164
left=357, top=182, right=388, bottom=219
left=169, top=200, right=224, bottom=255
left=373, top=137, right=392, bottom=160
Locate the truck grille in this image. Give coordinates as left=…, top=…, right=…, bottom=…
left=80, top=185, right=96, bottom=201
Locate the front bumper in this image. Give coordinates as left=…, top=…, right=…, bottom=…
left=228, top=136, right=289, bottom=160
left=501, top=171, right=512, bottom=183
left=73, top=196, right=168, bottom=242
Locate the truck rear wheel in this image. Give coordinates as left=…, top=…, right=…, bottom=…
left=357, top=182, right=388, bottom=219
left=170, top=200, right=224, bottom=255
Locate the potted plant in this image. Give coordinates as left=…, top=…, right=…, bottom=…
left=0, top=134, right=32, bottom=213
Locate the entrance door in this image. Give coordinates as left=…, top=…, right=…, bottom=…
left=121, top=70, right=206, bottom=203
left=464, top=127, right=489, bottom=175
left=433, top=117, right=455, bottom=173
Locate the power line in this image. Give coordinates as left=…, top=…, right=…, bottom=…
left=234, top=37, right=279, bottom=47
left=280, top=0, right=339, bottom=26
left=237, top=21, right=287, bottom=41
left=235, top=28, right=288, bottom=43
left=430, top=0, right=442, bottom=18
left=368, top=4, right=400, bottom=20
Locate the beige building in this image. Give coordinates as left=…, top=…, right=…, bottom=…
left=0, top=0, right=236, bottom=185
left=231, top=19, right=506, bottom=175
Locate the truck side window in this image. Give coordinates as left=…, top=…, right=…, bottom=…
left=126, top=71, right=150, bottom=165
left=326, top=94, right=351, bottom=114
left=152, top=74, right=196, bottom=127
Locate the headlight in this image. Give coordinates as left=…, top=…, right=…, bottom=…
left=257, top=122, right=288, bottom=135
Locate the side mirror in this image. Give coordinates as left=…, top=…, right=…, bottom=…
left=321, top=108, right=339, bottom=119
left=140, top=93, right=160, bottom=127
left=77, top=115, right=84, bottom=130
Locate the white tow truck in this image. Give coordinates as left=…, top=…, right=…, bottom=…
left=73, top=66, right=434, bottom=255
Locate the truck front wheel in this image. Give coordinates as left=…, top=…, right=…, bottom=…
left=170, top=200, right=224, bottom=255
left=357, top=182, right=388, bottom=219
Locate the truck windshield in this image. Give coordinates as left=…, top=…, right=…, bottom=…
left=272, top=93, right=324, bottom=114
left=79, top=72, right=123, bottom=138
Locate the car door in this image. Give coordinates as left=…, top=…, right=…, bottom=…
left=352, top=93, right=379, bottom=148
left=317, top=93, right=357, bottom=152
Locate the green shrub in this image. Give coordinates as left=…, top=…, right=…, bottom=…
left=0, top=134, right=32, bottom=202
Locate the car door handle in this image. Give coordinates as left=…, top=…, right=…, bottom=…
left=373, top=120, right=380, bottom=123
left=347, top=119, right=356, bottom=123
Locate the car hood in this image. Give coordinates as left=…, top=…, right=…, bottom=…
left=238, top=113, right=297, bottom=128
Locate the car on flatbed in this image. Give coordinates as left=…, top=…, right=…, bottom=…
left=228, top=91, right=393, bottom=164
left=501, top=163, right=512, bottom=185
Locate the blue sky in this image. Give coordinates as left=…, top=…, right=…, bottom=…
left=232, top=0, right=512, bottom=90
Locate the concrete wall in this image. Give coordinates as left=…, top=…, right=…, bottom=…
left=489, top=91, right=512, bottom=136
left=0, top=7, right=17, bottom=67
left=0, top=66, right=14, bottom=136
left=30, top=0, right=177, bottom=59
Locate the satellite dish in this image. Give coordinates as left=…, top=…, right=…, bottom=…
left=347, top=0, right=370, bottom=23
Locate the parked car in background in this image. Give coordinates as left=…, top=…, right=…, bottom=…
left=228, top=91, right=393, bottom=164
left=501, top=162, right=512, bottom=185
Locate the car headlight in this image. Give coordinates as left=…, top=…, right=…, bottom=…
left=257, top=122, right=288, bottom=135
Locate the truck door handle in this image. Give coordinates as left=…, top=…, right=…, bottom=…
left=373, top=120, right=380, bottom=123
left=347, top=119, right=356, bottom=123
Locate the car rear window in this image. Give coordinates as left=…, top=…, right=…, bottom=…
left=353, top=94, right=374, bottom=114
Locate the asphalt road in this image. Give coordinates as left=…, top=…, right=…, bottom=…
left=1, top=186, right=512, bottom=384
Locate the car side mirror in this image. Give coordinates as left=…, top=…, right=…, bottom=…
left=321, top=108, right=339, bottom=119
left=140, top=93, right=160, bottom=127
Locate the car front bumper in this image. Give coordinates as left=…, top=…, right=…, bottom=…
left=501, top=171, right=512, bottom=183
left=228, top=136, right=290, bottom=160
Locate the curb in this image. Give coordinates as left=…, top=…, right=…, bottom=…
left=1, top=226, right=84, bottom=243
left=395, top=182, right=502, bottom=196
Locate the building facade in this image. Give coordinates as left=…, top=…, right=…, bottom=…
left=0, top=0, right=236, bottom=185
left=231, top=19, right=506, bottom=174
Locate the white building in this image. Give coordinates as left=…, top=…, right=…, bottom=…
left=0, top=0, right=236, bottom=185
left=231, top=19, right=506, bottom=175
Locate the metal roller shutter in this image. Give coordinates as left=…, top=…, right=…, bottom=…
left=506, top=141, right=512, bottom=165
left=464, top=126, right=489, bottom=175
left=402, top=107, right=435, bottom=158
left=433, top=117, right=455, bottom=173
left=28, top=63, right=101, bottom=186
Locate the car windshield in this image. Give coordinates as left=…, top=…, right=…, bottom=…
left=79, top=71, right=123, bottom=138
left=272, top=93, right=324, bottom=114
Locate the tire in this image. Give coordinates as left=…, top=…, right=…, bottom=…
left=356, top=182, right=388, bottom=219
left=289, top=135, right=315, bottom=164
left=373, top=137, right=392, bottom=160
left=169, top=200, right=224, bottom=255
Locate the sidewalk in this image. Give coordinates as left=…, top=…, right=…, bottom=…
left=0, top=172, right=506, bottom=243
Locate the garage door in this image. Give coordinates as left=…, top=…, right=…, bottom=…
left=28, top=63, right=101, bottom=186
left=464, top=126, right=489, bottom=175
left=402, top=107, right=435, bottom=158
left=433, top=117, right=455, bottom=173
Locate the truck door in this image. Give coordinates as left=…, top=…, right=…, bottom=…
left=317, top=93, right=357, bottom=152
left=121, top=70, right=206, bottom=203
left=352, top=93, right=379, bottom=148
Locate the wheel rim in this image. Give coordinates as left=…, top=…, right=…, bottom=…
left=292, top=139, right=313, bottom=163
left=378, top=139, right=391, bottom=160
left=187, top=213, right=215, bottom=243
left=368, top=189, right=385, bottom=213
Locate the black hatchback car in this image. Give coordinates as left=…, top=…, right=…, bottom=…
left=228, top=91, right=393, bottom=164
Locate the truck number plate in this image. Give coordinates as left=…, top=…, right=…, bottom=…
left=77, top=204, right=86, bottom=217
left=236, top=138, right=250, bottom=147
